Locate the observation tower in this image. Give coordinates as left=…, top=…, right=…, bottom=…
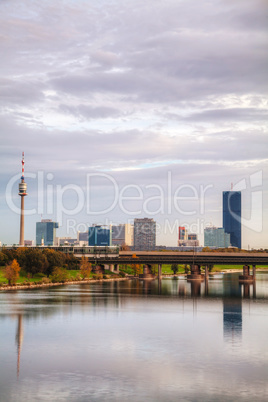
left=18, top=152, right=27, bottom=246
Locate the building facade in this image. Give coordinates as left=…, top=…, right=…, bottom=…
left=178, top=226, right=187, bottom=240
left=223, top=191, right=241, bottom=248
left=77, top=231, right=88, bottom=246
left=112, top=224, right=134, bottom=247
left=134, top=218, right=156, bottom=251
left=204, top=227, right=230, bottom=248
left=36, top=219, right=59, bottom=246
left=178, top=227, right=199, bottom=247
left=56, top=237, right=78, bottom=246
left=88, top=226, right=111, bottom=246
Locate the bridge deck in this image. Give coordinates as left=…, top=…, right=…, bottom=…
left=76, top=251, right=268, bottom=266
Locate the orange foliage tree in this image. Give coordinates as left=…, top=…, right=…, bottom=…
left=80, top=256, right=92, bottom=279
left=4, top=259, right=21, bottom=285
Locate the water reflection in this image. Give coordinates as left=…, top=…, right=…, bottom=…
left=1, top=273, right=268, bottom=402
left=223, top=274, right=242, bottom=340
left=16, top=315, right=23, bottom=378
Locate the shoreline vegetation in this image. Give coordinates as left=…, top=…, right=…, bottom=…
left=1, top=265, right=267, bottom=292
left=0, top=248, right=267, bottom=291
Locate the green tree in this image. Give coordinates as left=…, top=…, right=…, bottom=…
left=184, top=264, right=190, bottom=274
left=208, top=264, right=214, bottom=272
left=0, top=251, right=8, bottom=266
left=80, top=256, right=92, bottom=279
left=64, top=253, right=79, bottom=270
left=17, top=248, right=47, bottom=277
left=150, top=264, right=158, bottom=275
left=171, top=263, right=179, bottom=275
left=4, top=259, right=21, bottom=285
left=43, top=249, right=64, bottom=277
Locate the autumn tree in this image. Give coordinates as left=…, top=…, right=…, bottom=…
left=79, top=256, right=92, bottom=279
left=4, top=259, right=21, bottom=285
left=131, top=254, right=142, bottom=276
left=132, top=263, right=142, bottom=276
left=50, top=267, right=68, bottom=283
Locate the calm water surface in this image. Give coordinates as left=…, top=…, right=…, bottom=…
left=1, top=272, right=268, bottom=402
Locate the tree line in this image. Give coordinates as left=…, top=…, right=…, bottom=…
left=0, top=248, right=95, bottom=286
left=0, top=247, right=80, bottom=278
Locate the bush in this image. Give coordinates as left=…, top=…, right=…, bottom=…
left=103, top=275, right=110, bottom=279
left=41, top=277, right=51, bottom=284
left=35, top=273, right=46, bottom=279
left=50, top=267, right=68, bottom=283
left=75, top=274, right=82, bottom=281
left=95, top=273, right=103, bottom=280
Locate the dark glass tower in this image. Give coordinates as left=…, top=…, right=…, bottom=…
left=36, top=220, right=59, bottom=246
left=88, top=226, right=111, bottom=246
left=223, top=191, right=241, bottom=249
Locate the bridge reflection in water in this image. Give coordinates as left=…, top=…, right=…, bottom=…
left=11, top=274, right=259, bottom=378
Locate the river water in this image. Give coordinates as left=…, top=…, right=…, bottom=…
left=0, top=272, right=268, bottom=402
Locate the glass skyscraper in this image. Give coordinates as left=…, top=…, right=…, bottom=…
left=36, top=219, right=59, bottom=246
left=88, top=226, right=111, bottom=246
left=223, top=191, right=241, bottom=249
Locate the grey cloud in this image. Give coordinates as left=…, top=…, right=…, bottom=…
left=167, top=107, right=268, bottom=123
left=0, top=0, right=267, bottom=246
left=0, top=78, right=44, bottom=105
left=58, top=104, right=121, bottom=119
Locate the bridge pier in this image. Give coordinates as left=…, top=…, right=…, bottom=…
left=139, top=264, right=155, bottom=279
left=205, top=266, right=208, bottom=281
left=92, top=264, right=105, bottom=274
left=113, top=264, right=119, bottom=274
left=239, top=265, right=255, bottom=282
left=187, top=264, right=204, bottom=281
left=158, top=264, right=162, bottom=280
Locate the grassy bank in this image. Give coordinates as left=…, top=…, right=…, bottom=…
left=0, top=267, right=118, bottom=285
left=1, top=264, right=267, bottom=285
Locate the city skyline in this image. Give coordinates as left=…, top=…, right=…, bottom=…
left=0, top=0, right=267, bottom=248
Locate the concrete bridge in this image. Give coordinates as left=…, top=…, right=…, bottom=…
left=83, top=251, right=268, bottom=281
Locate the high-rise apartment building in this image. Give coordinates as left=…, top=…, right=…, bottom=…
left=36, top=219, right=59, bottom=246
left=112, top=224, right=134, bottom=246
left=204, top=227, right=230, bottom=248
left=134, top=218, right=156, bottom=251
left=223, top=191, right=241, bottom=248
left=88, top=225, right=111, bottom=246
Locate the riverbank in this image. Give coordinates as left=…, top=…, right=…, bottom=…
left=0, top=276, right=128, bottom=291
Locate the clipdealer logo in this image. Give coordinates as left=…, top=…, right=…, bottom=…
left=5, top=171, right=213, bottom=225
left=229, top=170, right=263, bottom=232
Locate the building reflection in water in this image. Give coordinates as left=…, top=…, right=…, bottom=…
left=223, top=274, right=242, bottom=341
left=15, top=315, right=24, bottom=379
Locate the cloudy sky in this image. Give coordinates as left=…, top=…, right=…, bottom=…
left=1, top=0, right=267, bottom=248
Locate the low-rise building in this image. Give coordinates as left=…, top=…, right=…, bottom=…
left=204, top=227, right=230, bottom=248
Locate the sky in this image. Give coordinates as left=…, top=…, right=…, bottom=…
left=0, top=0, right=267, bottom=248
